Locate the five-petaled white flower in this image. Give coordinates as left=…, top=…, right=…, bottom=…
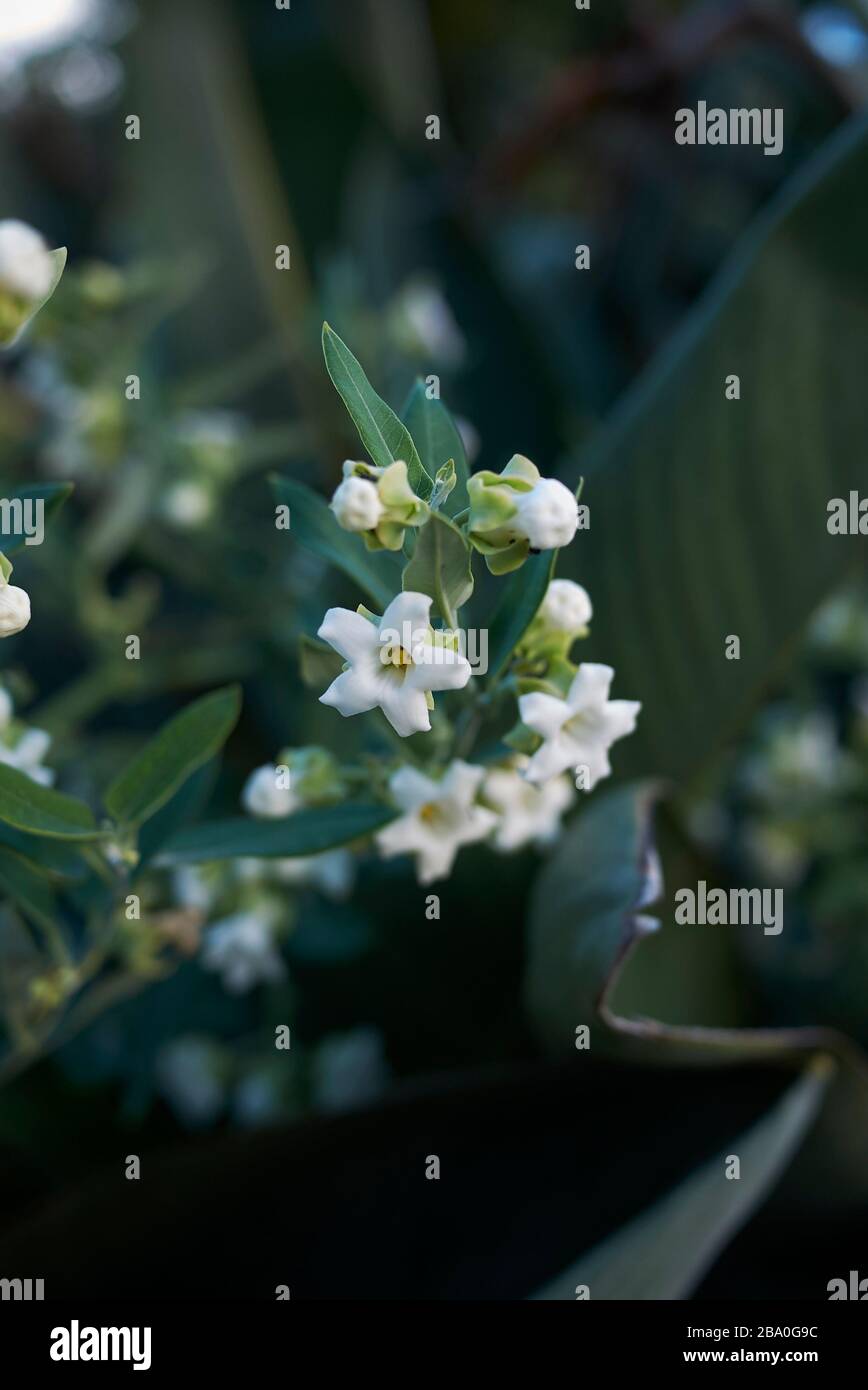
left=519, top=663, right=640, bottom=787
left=483, top=760, right=575, bottom=851
left=200, top=910, right=285, bottom=994
left=376, top=760, right=498, bottom=884
left=318, top=591, right=471, bottom=738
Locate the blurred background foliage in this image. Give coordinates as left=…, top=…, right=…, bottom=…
left=0, top=0, right=866, bottom=1298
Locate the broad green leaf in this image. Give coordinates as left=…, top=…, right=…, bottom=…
left=0, top=846, right=58, bottom=932
left=0, top=764, right=99, bottom=840
left=401, top=380, right=468, bottom=514
left=105, top=685, right=241, bottom=828
left=270, top=474, right=401, bottom=611
left=322, top=323, right=432, bottom=499
left=526, top=781, right=866, bottom=1069
left=531, top=1059, right=832, bottom=1300
left=2, top=247, right=67, bottom=348
left=158, top=803, right=396, bottom=865
left=136, top=760, right=218, bottom=869
left=402, top=511, right=473, bottom=627
left=0, top=483, right=73, bottom=554
left=486, top=550, right=556, bottom=683
left=562, top=117, right=868, bottom=785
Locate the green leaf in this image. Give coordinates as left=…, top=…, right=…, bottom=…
left=400, top=380, right=468, bottom=513
left=105, top=686, right=241, bottom=828
left=157, top=803, right=396, bottom=865
left=526, top=781, right=866, bottom=1070
left=322, top=323, right=432, bottom=499
left=0, top=483, right=73, bottom=554
left=3, top=247, right=67, bottom=348
left=270, top=474, right=401, bottom=611
left=562, top=118, right=868, bottom=785
left=0, top=822, right=87, bottom=879
left=0, top=553, right=11, bottom=583
left=0, top=846, right=58, bottom=932
left=402, top=511, right=473, bottom=627
left=531, top=1059, right=832, bottom=1300
left=486, top=550, right=556, bottom=683
left=0, top=764, right=99, bottom=840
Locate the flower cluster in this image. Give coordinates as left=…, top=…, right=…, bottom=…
left=271, top=325, right=642, bottom=887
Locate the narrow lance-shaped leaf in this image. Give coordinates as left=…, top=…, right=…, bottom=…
left=105, top=685, right=242, bottom=828
left=157, top=803, right=396, bottom=865
left=322, top=322, right=433, bottom=499
left=486, top=549, right=557, bottom=685
left=0, top=764, right=100, bottom=840
left=270, top=474, right=401, bottom=611
left=0, top=846, right=58, bottom=932
left=531, top=1058, right=832, bottom=1300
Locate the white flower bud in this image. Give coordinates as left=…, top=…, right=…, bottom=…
left=241, top=764, right=297, bottom=818
left=512, top=478, right=579, bottom=550
left=330, top=475, right=384, bottom=532
left=539, top=579, right=592, bottom=634
left=0, top=220, right=55, bottom=301
left=0, top=585, right=31, bottom=637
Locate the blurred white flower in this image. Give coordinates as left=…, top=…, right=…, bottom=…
left=0, top=584, right=31, bottom=637
left=241, top=763, right=298, bottom=819
left=162, top=479, right=214, bottom=528
left=376, top=760, right=497, bottom=884
left=538, top=579, right=592, bottom=635
left=0, top=687, right=13, bottom=728
left=273, top=849, right=355, bottom=900
left=318, top=591, right=471, bottom=738
left=0, top=726, right=54, bottom=785
left=519, top=663, right=640, bottom=786
left=172, top=864, right=216, bottom=913
left=201, top=910, right=285, bottom=994
left=389, top=278, right=465, bottom=366
left=232, top=1069, right=283, bottom=1128
left=483, top=761, right=574, bottom=851
left=156, top=1036, right=225, bottom=1128
left=311, top=1025, right=389, bottom=1113
left=0, top=220, right=55, bottom=301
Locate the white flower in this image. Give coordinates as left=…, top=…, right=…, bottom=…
left=512, top=477, right=579, bottom=550
left=519, top=663, right=640, bottom=786
left=0, top=220, right=55, bottom=300
left=483, top=761, right=575, bottom=851
left=0, top=726, right=54, bottom=785
left=273, top=849, right=355, bottom=899
left=0, top=584, right=30, bottom=636
left=390, top=278, right=465, bottom=365
left=172, top=864, right=216, bottom=913
left=200, top=910, right=285, bottom=993
left=162, top=480, right=213, bottom=528
left=318, top=591, right=472, bottom=738
left=538, top=579, right=592, bottom=634
left=0, top=687, right=13, bottom=728
left=241, top=763, right=298, bottom=818
left=376, top=760, right=498, bottom=884
left=330, top=474, right=384, bottom=532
